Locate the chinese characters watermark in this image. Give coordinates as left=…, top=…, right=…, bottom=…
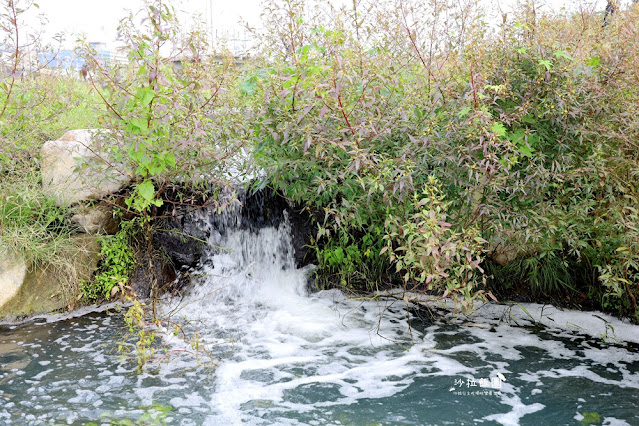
left=449, top=373, right=506, bottom=396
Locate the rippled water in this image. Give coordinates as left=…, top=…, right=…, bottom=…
left=1, top=213, right=638, bottom=425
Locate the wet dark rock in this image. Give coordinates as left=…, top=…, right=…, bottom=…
left=152, top=184, right=315, bottom=273
left=152, top=210, right=209, bottom=268
left=129, top=251, right=177, bottom=299
left=242, top=188, right=289, bottom=229
left=150, top=183, right=212, bottom=269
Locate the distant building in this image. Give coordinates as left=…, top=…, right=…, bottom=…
left=38, top=49, right=85, bottom=70
left=37, top=42, right=112, bottom=71
left=1, top=44, right=38, bottom=76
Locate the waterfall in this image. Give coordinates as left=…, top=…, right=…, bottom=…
left=158, top=203, right=435, bottom=423
left=1, top=199, right=638, bottom=425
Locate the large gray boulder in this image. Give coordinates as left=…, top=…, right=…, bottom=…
left=41, top=129, right=131, bottom=206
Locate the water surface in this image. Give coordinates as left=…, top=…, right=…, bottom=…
left=1, top=214, right=637, bottom=425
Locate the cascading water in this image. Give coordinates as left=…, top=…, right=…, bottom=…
left=1, top=201, right=638, bottom=425
left=158, top=206, right=433, bottom=423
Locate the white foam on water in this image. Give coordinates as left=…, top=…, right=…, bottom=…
left=68, top=389, right=100, bottom=404
left=602, top=418, right=632, bottom=426
left=159, top=214, right=460, bottom=422
left=482, top=390, right=545, bottom=426
left=465, top=302, right=639, bottom=345
left=31, top=369, right=53, bottom=380
left=535, top=366, right=639, bottom=389
left=143, top=206, right=639, bottom=424
left=581, top=346, right=638, bottom=367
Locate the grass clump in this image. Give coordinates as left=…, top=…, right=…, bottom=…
left=0, top=168, right=75, bottom=267
left=0, top=167, right=102, bottom=304
left=486, top=254, right=575, bottom=299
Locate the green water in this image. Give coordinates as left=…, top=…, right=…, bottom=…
left=1, top=305, right=637, bottom=425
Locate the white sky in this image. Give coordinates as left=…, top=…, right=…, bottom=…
left=22, top=0, right=261, bottom=48
left=20, top=0, right=616, bottom=49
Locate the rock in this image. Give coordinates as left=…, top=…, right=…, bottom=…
left=491, top=247, right=519, bottom=266
left=41, top=129, right=131, bottom=206
left=129, top=251, right=177, bottom=299
left=70, top=203, right=120, bottom=235
left=488, top=239, right=521, bottom=266
left=285, top=204, right=315, bottom=269
left=0, top=255, right=28, bottom=309
left=152, top=209, right=209, bottom=268
left=0, top=235, right=101, bottom=320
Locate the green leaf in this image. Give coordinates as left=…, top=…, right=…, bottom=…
left=137, top=87, right=154, bottom=106
left=166, top=152, right=176, bottom=168
left=490, top=122, right=507, bottom=137
left=510, top=129, right=536, bottom=157
left=137, top=180, right=155, bottom=201
left=458, top=107, right=471, bottom=118
left=516, top=143, right=534, bottom=158
left=538, top=59, right=552, bottom=71
left=508, top=128, right=526, bottom=143
left=517, top=303, right=536, bottom=323
left=240, top=77, right=257, bottom=96
left=586, top=56, right=601, bottom=68
left=129, top=117, right=148, bottom=133
left=552, top=50, right=574, bottom=61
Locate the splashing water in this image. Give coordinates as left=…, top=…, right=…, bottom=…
left=1, top=207, right=638, bottom=425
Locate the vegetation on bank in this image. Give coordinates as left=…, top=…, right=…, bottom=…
left=247, top=0, right=639, bottom=320
left=0, top=25, right=102, bottom=293
left=1, top=0, right=638, bottom=323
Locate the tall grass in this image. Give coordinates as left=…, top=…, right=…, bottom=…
left=0, top=76, right=101, bottom=298
left=0, top=76, right=101, bottom=169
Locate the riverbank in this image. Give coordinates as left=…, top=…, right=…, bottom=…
left=2, top=0, right=639, bottom=324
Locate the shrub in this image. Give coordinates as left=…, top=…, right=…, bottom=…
left=83, top=222, right=137, bottom=302
left=249, top=0, right=639, bottom=317
left=249, top=0, right=488, bottom=308
left=79, top=0, right=247, bottom=215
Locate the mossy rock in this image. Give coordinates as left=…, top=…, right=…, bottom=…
left=0, top=235, right=100, bottom=320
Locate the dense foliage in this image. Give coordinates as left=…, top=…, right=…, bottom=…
left=84, top=222, right=137, bottom=302
left=246, top=0, right=639, bottom=318
left=78, top=2, right=247, bottom=214
left=1, top=0, right=638, bottom=322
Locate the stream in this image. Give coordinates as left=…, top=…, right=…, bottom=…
left=1, top=209, right=638, bottom=425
